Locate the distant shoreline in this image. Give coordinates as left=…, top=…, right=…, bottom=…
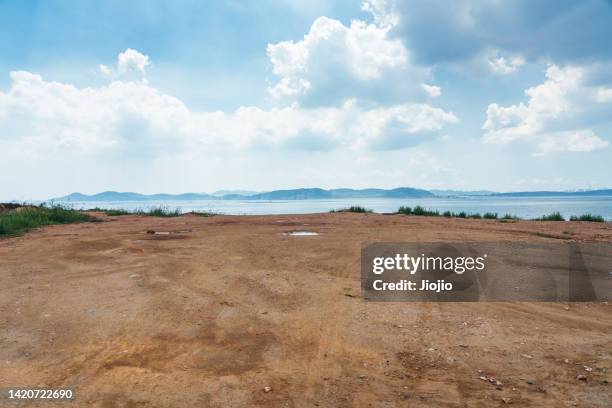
left=50, top=188, right=612, bottom=202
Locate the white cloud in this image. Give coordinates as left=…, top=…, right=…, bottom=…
left=98, top=49, right=151, bottom=80
left=421, top=83, right=441, bottom=97
left=267, top=12, right=407, bottom=99
left=117, top=48, right=150, bottom=75
left=0, top=69, right=456, bottom=154
left=361, top=0, right=399, bottom=29
left=488, top=55, right=525, bottom=75
left=537, top=129, right=609, bottom=153
left=98, top=64, right=113, bottom=77
left=482, top=65, right=610, bottom=153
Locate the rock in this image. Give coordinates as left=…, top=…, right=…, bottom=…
left=358, top=374, right=368, bottom=380
left=263, top=386, right=272, bottom=393
left=521, top=354, right=533, bottom=359
left=564, top=359, right=570, bottom=363
left=576, top=375, right=587, bottom=381
left=526, top=380, right=535, bottom=385
left=502, top=397, right=512, bottom=404
left=583, top=366, right=593, bottom=372
left=129, top=274, right=140, bottom=279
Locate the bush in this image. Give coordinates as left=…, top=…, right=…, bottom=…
left=330, top=205, right=373, bottom=213
left=569, top=214, right=605, bottom=222
left=0, top=204, right=95, bottom=237
left=483, top=212, right=498, bottom=219
left=534, top=212, right=565, bottom=221
left=397, top=206, right=412, bottom=215
left=104, top=209, right=132, bottom=216
left=412, top=205, right=439, bottom=216
left=442, top=210, right=452, bottom=217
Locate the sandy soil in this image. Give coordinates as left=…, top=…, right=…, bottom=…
left=0, top=213, right=610, bottom=407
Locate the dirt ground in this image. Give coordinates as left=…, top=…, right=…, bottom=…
left=0, top=213, right=610, bottom=407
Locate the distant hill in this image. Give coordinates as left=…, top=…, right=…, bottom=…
left=242, top=187, right=433, bottom=200
left=57, top=191, right=214, bottom=201
left=430, top=189, right=497, bottom=197
left=53, top=188, right=612, bottom=202
left=54, top=187, right=434, bottom=201
left=211, top=189, right=260, bottom=197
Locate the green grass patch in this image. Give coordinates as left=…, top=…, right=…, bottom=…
left=569, top=214, right=605, bottom=222
left=397, top=206, right=520, bottom=221
left=0, top=204, right=96, bottom=237
left=534, top=212, right=565, bottom=221
left=330, top=205, right=373, bottom=213
left=104, top=209, right=132, bottom=216
left=88, top=206, right=186, bottom=217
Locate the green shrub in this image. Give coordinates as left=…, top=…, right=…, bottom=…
left=397, top=206, right=412, bottom=215
left=412, top=206, right=439, bottom=216
left=569, top=214, right=605, bottom=222
left=483, top=212, right=498, bottom=219
left=534, top=212, right=565, bottom=221
left=330, top=205, right=373, bottom=213
left=442, top=210, right=452, bottom=217
left=104, top=209, right=132, bottom=216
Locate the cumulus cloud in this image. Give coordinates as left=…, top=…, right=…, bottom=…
left=488, top=55, right=525, bottom=75
left=0, top=67, right=457, bottom=155
left=117, top=48, right=150, bottom=74
left=266, top=6, right=411, bottom=104
left=97, top=48, right=151, bottom=80
left=482, top=65, right=610, bottom=153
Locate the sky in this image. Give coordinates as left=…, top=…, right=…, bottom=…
left=1, top=0, right=612, bottom=200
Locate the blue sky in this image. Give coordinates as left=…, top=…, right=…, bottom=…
left=1, top=0, right=611, bottom=199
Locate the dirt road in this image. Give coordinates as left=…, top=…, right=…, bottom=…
left=0, top=213, right=610, bottom=407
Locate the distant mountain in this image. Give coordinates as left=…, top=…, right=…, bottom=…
left=246, top=187, right=433, bottom=200
left=54, top=187, right=434, bottom=201
left=53, top=188, right=612, bottom=202
left=211, top=189, right=260, bottom=197
left=430, top=189, right=497, bottom=197
left=56, top=191, right=214, bottom=201
left=492, top=189, right=612, bottom=197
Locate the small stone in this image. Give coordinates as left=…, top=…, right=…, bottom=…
left=521, top=354, right=533, bottom=359
left=564, top=359, right=570, bottom=363
left=564, top=306, right=570, bottom=311
left=526, top=380, right=535, bottom=385
left=263, top=386, right=272, bottom=393
left=502, top=397, right=512, bottom=404
left=584, top=366, right=593, bottom=372
left=358, top=374, right=368, bottom=380
left=576, top=375, right=587, bottom=381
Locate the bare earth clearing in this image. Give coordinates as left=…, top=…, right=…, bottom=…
left=0, top=213, right=610, bottom=407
